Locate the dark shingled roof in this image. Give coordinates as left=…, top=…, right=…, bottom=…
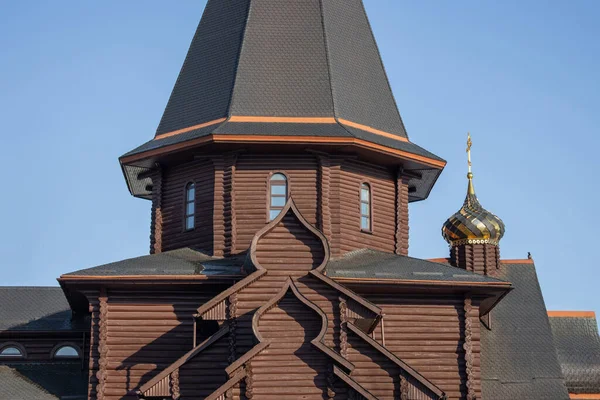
left=64, top=247, right=245, bottom=277
left=549, top=314, right=600, bottom=395
left=121, top=0, right=443, bottom=201
left=481, top=261, right=569, bottom=399
left=0, top=364, right=87, bottom=400
left=0, top=287, right=85, bottom=332
left=154, top=0, right=407, bottom=139
left=326, top=249, right=507, bottom=284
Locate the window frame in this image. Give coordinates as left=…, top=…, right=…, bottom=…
left=0, top=342, right=26, bottom=359
left=267, top=172, right=289, bottom=222
left=360, top=182, right=372, bottom=233
left=183, top=182, right=196, bottom=232
left=51, top=343, right=81, bottom=359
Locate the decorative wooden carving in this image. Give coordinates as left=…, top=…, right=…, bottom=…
left=170, top=368, right=180, bottom=400
left=327, top=364, right=336, bottom=400
left=223, top=153, right=238, bottom=256
left=150, top=166, right=163, bottom=254
left=400, top=373, right=409, bottom=400
left=464, top=295, right=476, bottom=400
left=227, top=293, right=238, bottom=365
left=245, top=362, right=254, bottom=400
left=96, top=292, right=108, bottom=400
left=318, top=155, right=333, bottom=243
left=339, top=295, right=349, bottom=359
left=395, top=171, right=410, bottom=256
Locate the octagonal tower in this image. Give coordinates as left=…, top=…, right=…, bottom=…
left=119, top=0, right=445, bottom=258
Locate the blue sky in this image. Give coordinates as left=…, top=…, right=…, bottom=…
left=1, top=1, right=598, bottom=314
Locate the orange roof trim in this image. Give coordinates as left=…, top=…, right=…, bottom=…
left=154, top=118, right=227, bottom=139
left=548, top=311, right=597, bottom=318
left=500, top=259, right=535, bottom=264
left=121, top=134, right=446, bottom=168
left=153, top=116, right=411, bottom=144
left=570, top=394, right=600, bottom=399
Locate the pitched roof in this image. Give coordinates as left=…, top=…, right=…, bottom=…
left=0, top=287, right=84, bottom=332
left=480, top=261, right=569, bottom=399
left=0, top=364, right=87, bottom=400
left=326, top=249, right=507, bottom=284
left=120, top=0, right=444, bottom=201
left=549, top=312, right=600, bottom=395
left=63, top=247, right=245, bottom=277
left=155, top=0, right=407, bottom=141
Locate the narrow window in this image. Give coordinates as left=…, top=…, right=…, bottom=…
left=360, top=183, right=371, bottom=231
left=185, top=182, right=195, bottom=231
left=269, top=173, right=288, bottom=221
left=0, top=346, right=24, bottom=358
left=53, top=345, right=80, bottom=359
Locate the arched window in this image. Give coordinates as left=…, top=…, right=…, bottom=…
left=360, top=183, right=371, bottom=231
left=53, top=345, right=80, bottom=359
left=0, top=344, right=25, bottom=358
left=184, top=182, right=196, bottom=231
left=269, top=173, right=288, bottom=221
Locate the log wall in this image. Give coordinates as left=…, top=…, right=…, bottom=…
left=367, top=294, right=482, bottom=400
left=450, top=244, right=501, bottom=276
left=234, top=154, right=319, bottom=252
left=85, top=287, right=223, bottom=400
left=329, top=159, right=398, bottom=257
left=253, top=290, right=329, bottom=400
left=152, top=153, right=410, bottom=258
left=160, top=159, right=215, bottom=253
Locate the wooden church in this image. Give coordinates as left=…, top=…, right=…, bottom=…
left=1, top=1, right=599, bottom=399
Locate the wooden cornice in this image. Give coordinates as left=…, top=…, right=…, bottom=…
left=332, top=276, right=512, bottom=288
left=59, top=274, right=241, bottom=282
left=346, top=322, right=445, bottom=399
left=570, top=395, right=600, bottom=399
left=120, top=134, right=446, bottom=169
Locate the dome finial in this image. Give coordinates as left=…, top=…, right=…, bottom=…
left=441, top=131, right=505, bottom=247
left=466, top=132, right=475, bottom=194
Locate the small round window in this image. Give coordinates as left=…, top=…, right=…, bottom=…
left=0, top=346, right=24, bottom=358
left=53, top=345, right=80, bottom=359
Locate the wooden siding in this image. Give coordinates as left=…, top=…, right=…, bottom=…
left=368, top=294, right=479, bottom=400
left=451, top=243, right=501, bottom=276
left=160, top=159, right=214, bottom=253
left=331, top=159, right=398, bottom=256
left=234, top=154, right=319, bottom=252
left=253, top=290, right=329, bottom=400
left=153, top=153, right=409, bottom=258
left=88, top=287, right=222, bottom=400
left=255, top=212, right=325, bottom=273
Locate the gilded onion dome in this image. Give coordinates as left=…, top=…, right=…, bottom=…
left=442, top=134, right=505, bottom=246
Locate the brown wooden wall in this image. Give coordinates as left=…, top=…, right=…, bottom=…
left=254, top=290, right=329, bottom=400
left=330, top=160, right=398, bottom=257
left=234, top=154, right=319, bottom=252
left=152, top=152, right=409, bottom=258
left=85, top=286, right=224, bottom=400
left=159, top=159, right=215, bottom=253
left=367, top=294, right=481, bottom=400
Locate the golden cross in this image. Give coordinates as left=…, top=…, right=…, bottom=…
left=466, top=132, right=472, bottom=173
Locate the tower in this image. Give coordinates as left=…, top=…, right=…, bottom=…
left=442, top=134, right=505, bottom=275
left=118, top=0, right=446, bottom=259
